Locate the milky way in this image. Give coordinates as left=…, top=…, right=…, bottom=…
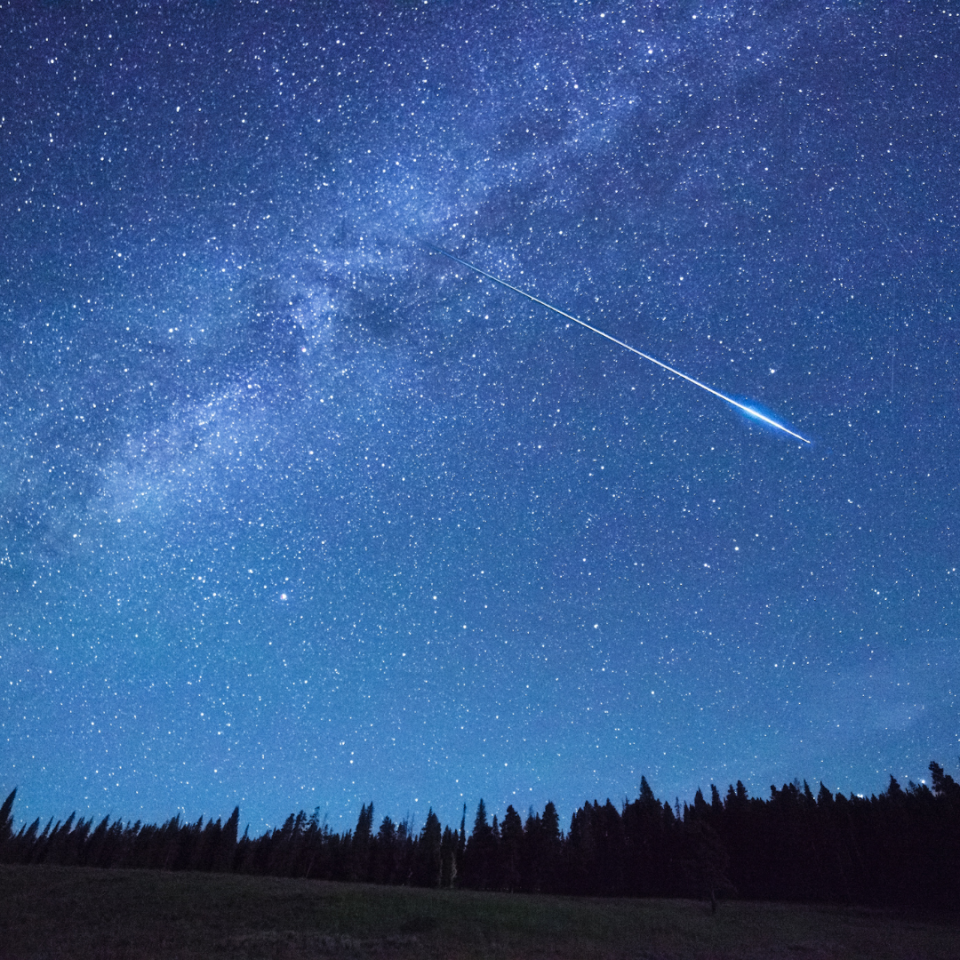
left=2, top=2, right=958, bottom=833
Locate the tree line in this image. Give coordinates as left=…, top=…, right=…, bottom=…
left=2, top=760, right=958, bottom=910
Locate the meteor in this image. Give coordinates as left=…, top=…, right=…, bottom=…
left=425, top=242, right=811, bottom=445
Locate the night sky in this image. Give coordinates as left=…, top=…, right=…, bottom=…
left=3, top=1, right=958, bottom=835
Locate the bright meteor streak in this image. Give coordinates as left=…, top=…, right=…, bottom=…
left=425, top=242, right=811, bottom=445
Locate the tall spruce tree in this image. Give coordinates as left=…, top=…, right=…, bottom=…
left=463, top=799, right=496, bottom=889
left=540, top=801, right=562, bottom=893
left=218, top=807, right=240, bottom=872
left=350, top=803, right=374, bottom=882
left=413, top=809, right=442, bottom=887
left=499, top=805, right=524, bottom=892
left=370, top=816, right=397, bottom=885
left=520, top=809, right=542, bottom=893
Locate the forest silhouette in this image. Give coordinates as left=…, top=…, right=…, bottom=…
left=2, top=761, right=958, bottom=910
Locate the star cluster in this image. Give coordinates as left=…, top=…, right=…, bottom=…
left=2, top=1, right=958, bottom=832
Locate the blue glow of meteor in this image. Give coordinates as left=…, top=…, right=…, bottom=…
left=426, top=242, right=811, bottom=445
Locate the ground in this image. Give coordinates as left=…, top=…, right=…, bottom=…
left=1, top=865, right=957, bottom=959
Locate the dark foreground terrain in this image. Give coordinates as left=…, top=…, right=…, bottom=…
left=1, top=864, right=957, bottom=959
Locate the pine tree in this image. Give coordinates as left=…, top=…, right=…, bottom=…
left=440, top=825, right=458, bottom=888
left=18, top=818, right=42, bottom=865
left=594, top=799, right=626, bottom=895
left=45, top=813, right=76, bottom=865
left=566, top=804, right=596, bottom=894
left=395, top=818, right=416, bottom=884
left=929, top=761, right=960, bottom=800
left=194, top=817, right=223, bottom=872
left=350, top=803, right=374, bottom=881
left=520, top=809, right=542, bottom=892
left=413, top=810, right=442, bottom=887
left=499, top=805, right=524, bottom=892
left=370, top=815, right=396, bottom=884
left=83, top=815, right=111, bottom=867
left=540, top=802, right=562, bottom=893
left=217, top=807, right=240, bottom=872
left=0, top=788, right=15, bottom=850
left=463, top=800, right=496, bottom=889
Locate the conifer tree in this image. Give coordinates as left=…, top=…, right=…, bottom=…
left=566, top=804, right=596, bottom=894
left=463, top=799, right=496, bottom=889
left=929, top=761, right=960, bottom=799
left=370, top=815, right=396, bottom=884
left=596, top=799, right=626, bottom=894
left=440, top=824, right=458, bottom=887
left=218, top=807, right=240, bottom=872
left=520, top=808, right=542, bottom=892
left=499, top=805, right=524, bottom=892
left=84, top=815, right=111, bottom=868
left=540, top=801, right=562, bottom=893
left=395, top=818, right=416, bottom=884
left=413, top=809, right=442, bottom=887
left=195, top=817, right=222, bottom=872
left=350, top=803, right=374, bottom=881
left=0, top=788, right=15, bottom=849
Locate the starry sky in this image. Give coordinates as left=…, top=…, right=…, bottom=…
left=2, top=1, right=958, bottom=834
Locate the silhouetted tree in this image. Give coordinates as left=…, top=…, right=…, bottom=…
left=499, top=805, right=523, bottom=891
left=566, top=803, right=598, bottom=894
left=370, top=815, right=396, bottom=885
left=350, top=803, right=374, bottom=881
left=540, top=801, right=563, bottom=893
left=218, top=807, right=240, bottom=872
left=930, top=761, right=960, bottom=801
left=0, top=788, right=15, bottom=850
left=520, top=808, right=542, bottom=892
left=463, top=800, right=497, bottom=890
left=393, top=818, right=416, bottom=885
left=413, top=809, right=442, bottom=887
left=440, top=825, right=458, bottom=888
left=623, top=777, right=671, bottom=897
left=82, top=815, right=111, bottom=868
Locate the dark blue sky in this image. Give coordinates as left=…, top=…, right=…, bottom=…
left=2, top=0, right=958, bottom=834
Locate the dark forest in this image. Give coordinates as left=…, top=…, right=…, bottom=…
left=3, top=761, right=958, bottom=911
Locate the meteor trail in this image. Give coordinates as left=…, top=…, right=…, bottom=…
left=425, top=242, right=811, bottom=445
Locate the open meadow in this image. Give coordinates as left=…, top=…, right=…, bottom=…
left=0, top=864, right=957, bottom=959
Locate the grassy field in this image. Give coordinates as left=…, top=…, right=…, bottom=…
left=0, top=864, right=957, bottom=959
